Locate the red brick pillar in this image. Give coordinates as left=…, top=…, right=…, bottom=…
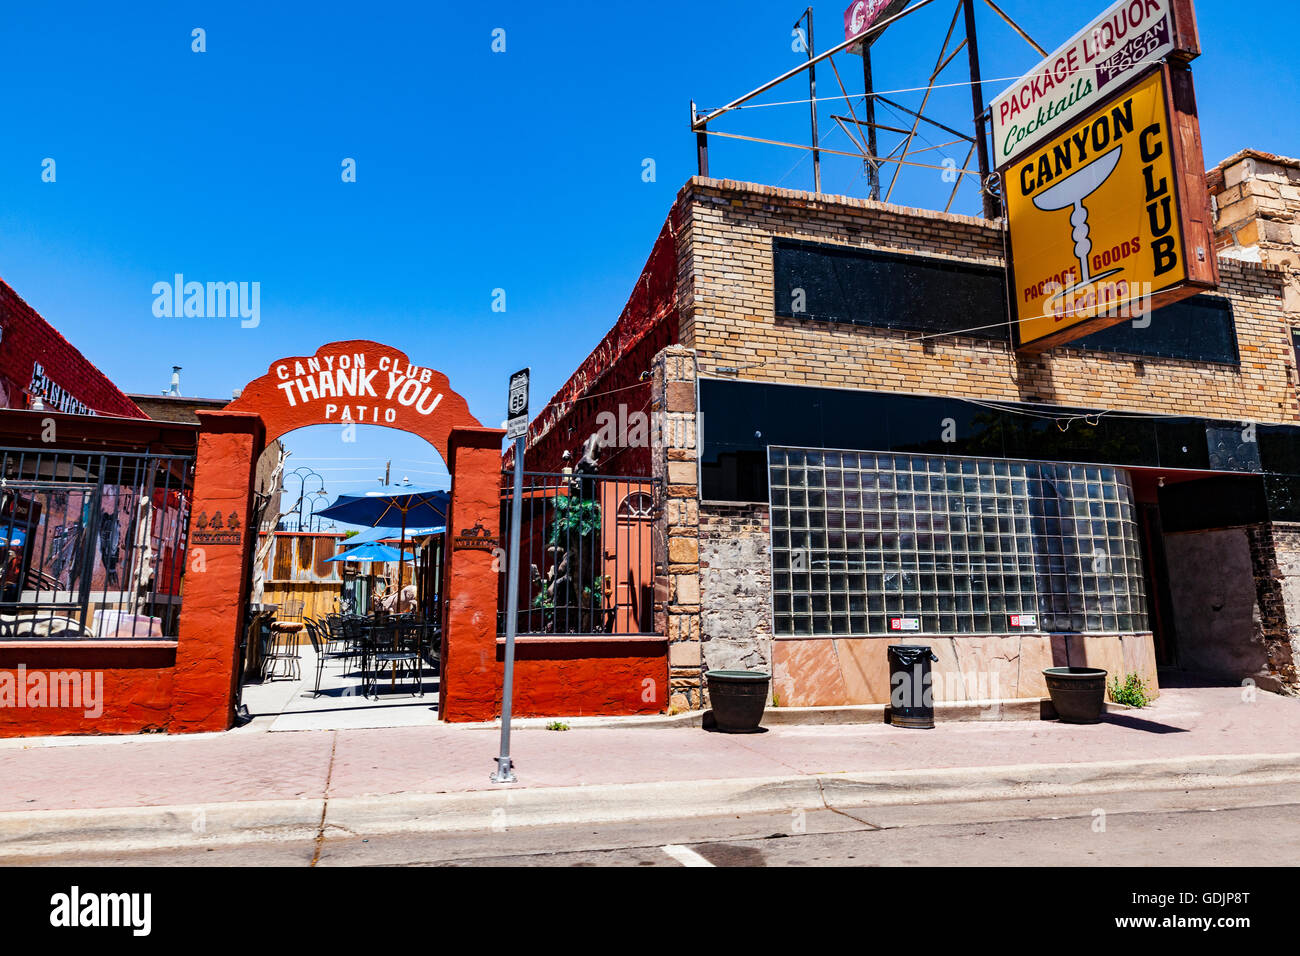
left=171, top=410, right=265, bottom=732
left=439, top=425, right=506, bottom=722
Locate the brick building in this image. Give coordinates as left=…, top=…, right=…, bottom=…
left=521, top=151, right=1300, bottom=712
left=0, top=279, right=145, bottom=418
left=129, top=389, right=284, bottom=527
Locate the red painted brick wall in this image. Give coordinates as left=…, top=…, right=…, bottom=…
left=0, top=643, right=176, bottom=736
left=505, top=638, right=667, bottom=718
left=485, top=214, right=682, bottom=719
left=0, top=278, right=145, bottom=418
left=515, top=212, right=682, bottom=477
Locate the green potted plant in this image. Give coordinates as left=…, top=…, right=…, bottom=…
left=1108, top=672, right=1153, bottom=707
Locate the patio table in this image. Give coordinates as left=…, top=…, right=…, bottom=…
left=360, top=618, right=424, bottom=697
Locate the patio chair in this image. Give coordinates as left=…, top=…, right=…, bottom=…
left=362, top=620, right=423, bottom=699
left=342, top=616, right=366, bottom=659
left=306, top=615, right=337, bottom=652
left=330, top=616, right=365, bottom=675
left=304, top=619, right=354, bottom=697
left=320, top=614, right=356, bottom=662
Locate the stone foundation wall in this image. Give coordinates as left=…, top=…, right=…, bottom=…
left=699, top=503, right=772, bottom=674
left=1247, top=522, right=1300, bottom=695
left=651, top=346, right=703, bottom=710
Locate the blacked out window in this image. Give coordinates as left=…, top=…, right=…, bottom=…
left=700, top=379, right=1284, bottom=504
left=773, top=238, right=1009, bottom=340
left=770, top=238, right=1239, bottom=363
left=1068, top=295, right=1239, bottom=364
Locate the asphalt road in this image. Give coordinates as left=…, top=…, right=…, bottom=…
left=7, top=781, right=1298, bottom=867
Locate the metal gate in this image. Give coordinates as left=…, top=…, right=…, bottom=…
left=497, top=471, right=660, bottom=636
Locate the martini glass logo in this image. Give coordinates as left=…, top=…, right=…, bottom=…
left=1032, top=144, right=1123, bottom=318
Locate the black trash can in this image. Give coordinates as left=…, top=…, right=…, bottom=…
left=887, top=644, right=939, bottom=729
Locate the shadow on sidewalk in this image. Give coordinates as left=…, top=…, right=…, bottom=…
left=1101, top=713, right=1189, bottom=734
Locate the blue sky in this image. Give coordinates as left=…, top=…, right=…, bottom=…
left=2, top=1, right=1295, bottom=508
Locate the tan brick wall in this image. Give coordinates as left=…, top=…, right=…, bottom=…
left=1208, top=149, right=1300, bottom=315
left=674, top=177, right=1299, bottom=424
left=1210, top=150, right=1300, bottom=265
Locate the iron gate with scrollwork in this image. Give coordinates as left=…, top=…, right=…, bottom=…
left=497, top=471, right=660, bottom=636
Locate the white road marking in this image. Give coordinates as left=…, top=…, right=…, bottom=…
left=661, top=843, right=715, bottom=867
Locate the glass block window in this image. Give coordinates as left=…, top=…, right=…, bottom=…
left=768, top=448, right=1149, bottom=637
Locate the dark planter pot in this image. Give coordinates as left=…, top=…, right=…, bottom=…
left=705, top=670, right=770, bottom=733
left=1043, top=667, right=1108, bottom=724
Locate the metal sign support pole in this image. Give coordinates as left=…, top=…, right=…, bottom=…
left=802, top=7, right=822, bottom=194
left=962, top=0, right=998, bottom=219
left=862, top=42, right=880, bottom=200
left=691, top=101, right=709, bottom=177
left=492, top=433, right=526, bottom=783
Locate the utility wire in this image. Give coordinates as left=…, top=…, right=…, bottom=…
left=536, top=377, right=652, bottom=419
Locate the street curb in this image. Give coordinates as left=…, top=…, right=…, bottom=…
left=2, top=751, right=1298, bottom=858
left=0, top=799, right=326, bottom=857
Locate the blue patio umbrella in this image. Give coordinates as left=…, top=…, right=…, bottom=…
left=317, top=483, right=450, bottom=601
left=324, top=542, right=404, bottom=563
left=341, top=524, right=445, bottom=547
left=316, top=485, right=449, bottom=529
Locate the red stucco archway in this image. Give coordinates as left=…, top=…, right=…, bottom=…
left=170, top=341, right=503, bottom=732
left=225, top=340, right=480, bottom=457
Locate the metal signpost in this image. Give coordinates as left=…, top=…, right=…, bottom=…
left=492, top=367, right=530, bottom=784
left=843, top=0, right=909, bottom=200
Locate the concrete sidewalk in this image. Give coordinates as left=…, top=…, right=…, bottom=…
left=0, top=685, right=1295, bottom=856
left=0, top=686, right=1292, bottom=812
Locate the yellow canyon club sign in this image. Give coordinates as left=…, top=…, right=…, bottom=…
left=1008, top=67, right=1188, bottom=350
